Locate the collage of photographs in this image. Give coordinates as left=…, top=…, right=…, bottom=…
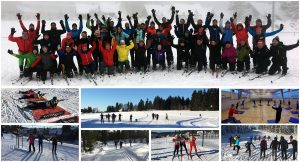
left=0, top=0, right=299, bottom=162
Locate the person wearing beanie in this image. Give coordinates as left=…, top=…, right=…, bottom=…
left=172, top=38, right=191, bottom=70
left=30, top=45, right=57, bottom=82
left=236, top=40, right=252, bottom=72
left=61, top=32, right=75, bottom=50
left=219, top=12, right=234, bottom=45
left=41, top=19, right=66, bottom=52
left=252, top=39, right=271, bottom=74
left=205, top=11, right=222, bottom=44
left=77, top=41, right=97, bottom=78
left=134, top=40, right=148, bottom=72
left=231, top=12, right=249, bottom=46
left=248, top=13, right=272, bottom=37
left=268, top=36, right=299, bottom=75
left=57, top=45, right=78, bottom=78
left=8, top=46, right=39, bottom=79
left=116, top=38, right=134, bottom=73
left=175, top=9, right=191, bottom=39
left=190, top=37, right=208, bottom=72
left=99, top=37, right=117, bottom=75
left=221, top=41, right=237, bottom=71
left=17, top=13, right=40, bottom=41
left=189, top=10, right=207, bottom=34
left=64, top=14, right=83, bottom=42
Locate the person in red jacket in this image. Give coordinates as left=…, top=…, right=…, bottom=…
left=231, top=18, right=248, bottom=46
left=17, top=13, right=40, bottom=41
left=27, top=133, right=36, bottom=152
left=9, top=28, right=35, bottom=77
left=99, top=37, right=117, bottom=75
left=77, top=41, right=96, bottom=78
left=222, top=42, right=237, bottom=71
left=30, top=46, right=57, bottom=82
left=61, top=32, right=75, bottom=50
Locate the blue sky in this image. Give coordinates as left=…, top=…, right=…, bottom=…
left=81, top=88, right=207, bottom=110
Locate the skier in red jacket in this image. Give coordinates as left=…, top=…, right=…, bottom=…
left=77, top=41, right=96, bottom=78
left=17, top=13, right=40, bottom=41
left=99, top=37, right=117, bottom=75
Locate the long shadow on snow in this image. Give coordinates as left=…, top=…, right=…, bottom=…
left=151, top=147, right=167, bottom=151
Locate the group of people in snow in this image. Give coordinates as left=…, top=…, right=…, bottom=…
left=7, top=6, right=299, bottom=83
left=229, top=134, right=297, bottom=160
left=27, top=133, right=62, bottom=154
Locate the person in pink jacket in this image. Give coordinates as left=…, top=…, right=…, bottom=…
left=27, top=133, right=36, bottom=152
left=221, top=42, right=237, bottom=71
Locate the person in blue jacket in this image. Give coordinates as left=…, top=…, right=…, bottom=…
left=64, top=14, right=83, bottom=43
left=219, top=12, right=234, bottom=45
left=205, top=12, right=222, bottom=44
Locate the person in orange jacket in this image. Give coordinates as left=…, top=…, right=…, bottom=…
left=231, top=13, right=249, bottom=47
left=99, top=37, right=117, bottom=75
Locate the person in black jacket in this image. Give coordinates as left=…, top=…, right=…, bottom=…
left=279, top=136, right=288, bottom=160
left=175, top=10, right=191, bottom=38
left=252, top=39, right=271, bottom=74
left=288, top=135, right=298, bottom=160
left=272, top=103, right=282, bottom=123
left=135, top=40, right=147, bottom=72
left=188, top=10, right=206, bottom=34
left=270, top=137, right=279, bottom=161
left=245, top=137, right=256, bottom=157
left=208, top=40, right=222, bottom=73
left=268, top=36, right=299, bottom=75
left=32, top=32, right=54, bottom=53
left=57, top=45, right=78, bottom=78
left=172, top=38, right=190, bottom=70
left=191, top=38, right=207, bottom=72
left=41, top=19, right=66, bottom=52
left=152, top=6, right=175, bottom=29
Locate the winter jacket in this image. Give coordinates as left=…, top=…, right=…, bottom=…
left=41, top=21, right=66, bottom=49
left=289, top=140, right=297, bottom=150
left=252, top=45, right=271, bottom=64
left=190, top=16, right=206, bottom=34
left=31, top=52, right=56, bottom=69
left=152, top=11, right=175, bottom=29
left=231, top=22, right=248, bottom=45
left=146, top=26, right=156, bottom=38
left=61, top=36, right=75, bottom=49
left=33, top=38, right=54, bottom=53
left=135, top=45, right=147, bottom=65
left=77, top=37, right=93, bottom=49
left=27, top=135, right=35, bottom=144
left=205, top=17, right=222, bottom=42
left=19, top=19, right=40, bottom=40
left=270, top=139, right=279, bottom=149
left=115, top=31, right=129, bottom=45
left=260, top=139, right=267, bottom=150
left=152, top=49, right=166, bottom=61
left=220, top=19, right=234, bottom=44
left=8, top=35, right=34, bottom=54
left=175, top=14, right=191, bottom=38
left=65, top=19, right=83, bottom=40
left=237, top=45, right=252, bottom=62
left=279, top=139, right=288, bottom=150
left=99, top=39, right=117, bottom=66
left=151, top=34, right=169, bottom=48
left=77, top=42, right=96, bottom=65
left=249, top=17, right=272, bottom=34
left=57, top=49, right=77, bottom=66
left=123, top=27, right=134, bottom=44
left=208, top=43, right=222, bottom=64
left=11, top=52, right=38, bottom=68
left=248, top=27, right=282, bottom=45
left=222, top=46, right=237, bottom=63
left=134, top=29, right=145, bottom=44
left=270, top=42, right=298, bottom=65
left=116, top=40, right=134, bottom=62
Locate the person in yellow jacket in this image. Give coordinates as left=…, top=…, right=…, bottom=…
left=116, top=39, right=134, bottom=73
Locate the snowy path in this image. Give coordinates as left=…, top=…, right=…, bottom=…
left=1, top=134, right=79, bottom=161
left=151, top=137, right=219, bottom=161
left=81, top=142, right=149, bottom=161
left=1, top=88, right=79, bottom=123
left=81, top=111, right=219, bottom=128
left=221, top=130, right=297, bottom=161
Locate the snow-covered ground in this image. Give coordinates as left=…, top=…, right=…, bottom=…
left=221, top=130, right=298, bottom=161
left=151, top=136, right=219, bottom=161
left=1, top=1, right=299, bottom=87
left=81, top=141, right=149, bottom=161
left=1, top=133, right=79, bottom=161
left=81, top=110, right=219, bottom=128
left=1, top=88, right=79, bottom=123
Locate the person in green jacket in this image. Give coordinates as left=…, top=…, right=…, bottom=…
left=8, top=46, right=39, bottom=79
left=236, top=40, right=252, bottom=72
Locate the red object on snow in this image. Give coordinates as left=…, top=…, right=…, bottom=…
left=32, top=106, right=71, bottom=120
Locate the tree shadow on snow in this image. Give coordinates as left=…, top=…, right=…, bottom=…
left=151, top=147, right=167, bottom=151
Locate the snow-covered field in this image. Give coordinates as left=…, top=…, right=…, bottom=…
left=1, top=88, right=79, bottom=123
left=1, top=1, right=299, bottom=87
left=221, top=130, right=298, bottom=161
left=81, top=141, right=149, bottom=161
left=1, top=133, right=79, bottom=161
left=151, top=136, right=219, bottom=161
left=81, top=110, right=219, bottom=128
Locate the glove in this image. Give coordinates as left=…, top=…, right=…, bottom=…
left=210, top=13, right=214, bottom=18
left=42, top=20, right=46, bottom=25
left=64, top=14, right=69, bottom=20
left=78, top=14, right=82, bottom=20
left=233, top=12, right=237, bottom=19
left=280, top=24, right=284, bottom=30
left=173, top=25, right=177, bottom=29
left=91, top=19, right=94, bottom=25
left=267, top=14, right=271, bottom=19
left=87, top=13, right=91, bottom=20
left=102, top=15, right=106, bottom=21
left=94, top=13, right=99, bottom=19
left=206, top=12, right=211, bottom=17
left=249, top=15, right=252, bottom=21
left=16, top=13, right=22, bottom=20
left=189, top=29, right=193, bottom=33
left=230, top=17, right=234, bottom=22
left=171, top=6, right=175, bottom=12
left=7, top=49, right=13, bottom=55
left=147, top=15, right=151, bottom=20
left=118, top=11, right=121, bottom=16
left=59, top=20, right=64, bottom=24
left=11, top=28, right=16, bottom=35
left=176, top=10, right=179, bottom=14
left=151, top=9, right=156, bottom=14
left=220, top=12, right=224, bottom=19
left=127, top=15, right=131, bottom=20
left=36, top=13, right=40, bottom=20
